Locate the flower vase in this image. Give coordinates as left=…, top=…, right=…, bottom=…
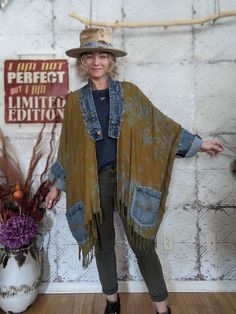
left=0, top=245, right=41, bottom=314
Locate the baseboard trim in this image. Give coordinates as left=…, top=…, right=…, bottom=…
left=40, top=280, right=236, bottom=294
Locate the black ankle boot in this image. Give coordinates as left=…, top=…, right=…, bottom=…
left=156, top=305, right=171, bottom=314
left=104, top=294, right=120, bottom=314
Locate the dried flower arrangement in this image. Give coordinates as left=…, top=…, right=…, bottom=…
left=0, top=124, right=56, bottom=266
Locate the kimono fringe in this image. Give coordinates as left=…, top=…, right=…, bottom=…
left=118, top=202, right=156, bottom=252
left=79, top=239, right=95, bottom=269
left=79, top=211, right=102, bottom=269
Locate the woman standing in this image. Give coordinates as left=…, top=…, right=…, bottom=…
left=46, top=28, right=224, bottom=314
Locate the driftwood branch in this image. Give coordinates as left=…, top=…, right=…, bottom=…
left=69, top=10, right=236, bottom=29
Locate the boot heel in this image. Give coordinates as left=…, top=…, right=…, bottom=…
left=104, top=294, right=121, bottom=314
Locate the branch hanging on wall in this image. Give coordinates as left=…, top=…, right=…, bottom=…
left=69, top=9, right=236, bottom=29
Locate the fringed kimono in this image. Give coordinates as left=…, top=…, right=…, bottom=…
left=50, top=78, right=182, bottom=267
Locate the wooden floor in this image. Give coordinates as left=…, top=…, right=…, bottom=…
left=0, top=292, right=235, bottom=314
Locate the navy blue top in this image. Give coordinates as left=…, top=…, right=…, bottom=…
left=93, top=88, right=117, bottom=171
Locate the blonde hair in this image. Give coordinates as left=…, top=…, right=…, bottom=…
left=76, top=53, right=118, bottom=82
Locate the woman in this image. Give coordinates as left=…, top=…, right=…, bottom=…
left=45, top=27, right=224, bottom=314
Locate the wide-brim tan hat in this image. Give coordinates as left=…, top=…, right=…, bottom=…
left=66, top=27, right=127, bottom=58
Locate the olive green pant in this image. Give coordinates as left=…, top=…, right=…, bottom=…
left=95, top=165, right=168, bottom=302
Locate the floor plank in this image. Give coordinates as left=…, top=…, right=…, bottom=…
left=0, top=292, right=235, bottom=313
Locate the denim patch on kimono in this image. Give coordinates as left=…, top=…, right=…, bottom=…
left=130, top=185, right=162, bottom=228
left=79, top=78, right=124, bottom=141
left=66, top=202, right=89, bottom=245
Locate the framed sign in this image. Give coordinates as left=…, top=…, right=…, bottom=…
left=4, top=60, right=69, bottom=123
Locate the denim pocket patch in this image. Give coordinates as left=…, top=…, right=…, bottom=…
left=130, top=186, right=162, bottom=228
left=66, top=202, right=89, bottom=245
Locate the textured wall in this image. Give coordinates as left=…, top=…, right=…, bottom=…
left=0, top=0, right=236, bottom=291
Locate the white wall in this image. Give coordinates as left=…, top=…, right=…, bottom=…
left=0, top=0, right=236, bottom=293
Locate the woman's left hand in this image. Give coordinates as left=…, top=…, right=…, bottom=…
left=200, top=139, right=224, bottom=157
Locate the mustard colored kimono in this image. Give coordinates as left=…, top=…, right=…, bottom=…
left=52, top=78, right=182, bottom=267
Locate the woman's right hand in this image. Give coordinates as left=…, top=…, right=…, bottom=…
left=45, top=185, right=60, bottom=209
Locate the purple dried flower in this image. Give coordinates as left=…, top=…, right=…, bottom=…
left=0, top=215, right=38, bottom=249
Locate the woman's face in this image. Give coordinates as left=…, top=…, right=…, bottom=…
left=82, top=51, right=112, bottom=81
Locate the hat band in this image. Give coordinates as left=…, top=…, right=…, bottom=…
left=80, top=41, right=113, bottom=49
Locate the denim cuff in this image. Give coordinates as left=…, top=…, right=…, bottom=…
left=177, top=129, right=194, bottom=157
left=185, top=135, right=203, bottom=157
left=54, top=178, right=66, bottom=191
left=48, top=161, right=66, bottom=192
